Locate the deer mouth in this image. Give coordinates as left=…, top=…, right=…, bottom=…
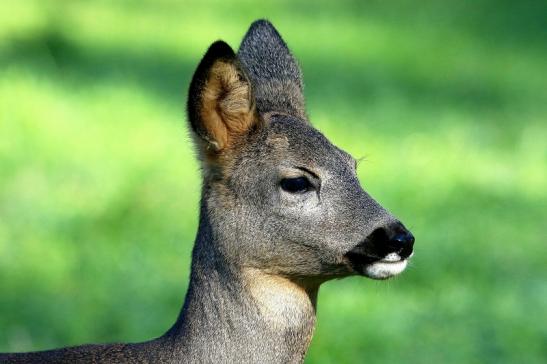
left=344, top=251, right=411, bottom=280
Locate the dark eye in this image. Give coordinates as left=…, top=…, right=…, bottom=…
left=280, top=177, right=313, bottom=193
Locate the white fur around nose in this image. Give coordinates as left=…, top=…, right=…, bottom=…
left=365, top=259, right=408, bottom=279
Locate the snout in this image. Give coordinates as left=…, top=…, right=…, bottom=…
left=344, top=222, right=415, bottom=279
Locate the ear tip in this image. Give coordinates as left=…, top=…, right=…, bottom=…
left=249, top=19, right=275, bottom=30
left=247, top=19, right=280, bottom=38
left=207, top=40, right=236, bottom=59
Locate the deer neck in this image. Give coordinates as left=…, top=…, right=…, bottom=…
left=164, top=203, right=318, bottom=363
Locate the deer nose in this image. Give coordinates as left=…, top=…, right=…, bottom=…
left=364, top=222, right=414, bottom=259
left=389, top=231, right=414, bottom=257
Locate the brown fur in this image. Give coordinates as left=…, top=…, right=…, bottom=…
left=200, top=61, right=257, bottom=152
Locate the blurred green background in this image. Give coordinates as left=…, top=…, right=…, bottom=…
left=1, top=0, right=546, bottom=363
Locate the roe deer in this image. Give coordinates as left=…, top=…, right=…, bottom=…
left=1, top=20, right=415, bottom=363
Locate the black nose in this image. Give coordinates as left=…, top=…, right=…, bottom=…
left=391, top=232, right=415, bottom=249
left=367, top=222, right=414, bottom=259
left=386, top=224, right=414, bottom=258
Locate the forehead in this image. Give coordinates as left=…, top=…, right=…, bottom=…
left=263, top=115, right=355, bottom=169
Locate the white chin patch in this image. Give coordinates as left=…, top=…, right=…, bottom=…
left=365, top=254, right=408, bottom=279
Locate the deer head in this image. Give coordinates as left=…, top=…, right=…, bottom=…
left=186, top=20, right=414, bottom=286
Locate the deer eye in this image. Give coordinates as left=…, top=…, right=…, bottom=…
left=280, top=177, right=313, bottom=193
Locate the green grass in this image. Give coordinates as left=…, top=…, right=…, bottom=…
left=1, top=1, right=546, bottom=363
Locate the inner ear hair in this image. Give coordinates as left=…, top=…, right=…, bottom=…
left=199, top=58, right=257, bottom=151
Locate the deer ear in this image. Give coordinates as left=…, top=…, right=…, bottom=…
left=187, top=41, right=258, bottom=153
